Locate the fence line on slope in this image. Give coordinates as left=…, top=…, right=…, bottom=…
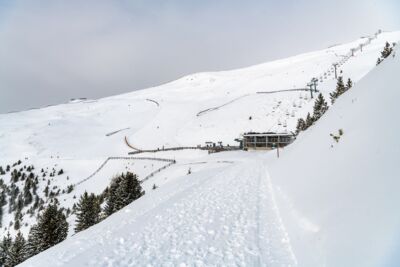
left=128, top=146, right=200, bottom=155
left=196, top=88, right=318, bottom=118
left=140, top=160, right=176, bottom=183
left=196, top=94, right=250, bottom=117
left=124, top=136, right=141, bottom=151
left=146, top=98, right=160, bottom=107
left=76, top=156, right=176, bottom=186
left=128, top=145, right=240, bottom=155
left=106, top=128, right=130, bottom=137
left=256, top=88, right=314, bottom=94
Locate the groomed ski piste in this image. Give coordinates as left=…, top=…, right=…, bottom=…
left=0, top=31, right=399, bottom=266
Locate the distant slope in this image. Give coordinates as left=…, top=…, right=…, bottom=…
left=1, top=32, right=399, bottom=160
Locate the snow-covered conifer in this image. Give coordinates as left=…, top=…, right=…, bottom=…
left=296, top=118, right=306, bottom=134
left=381, top=41, right=393, bottom=59
left=75, top=192, right=101, bottom=233
left=346, top=78, right=353, bottom=91
left=330, top=76, right=346, bottom=104
left=0, top=232, right=12, bottom=265
left=5, top=232, right=27, bottom=266
left=313, top=93, right=329, bottom=121
left=305, top=113, right=314, bottom=128
left=105, top=172, right=144, bottom=216
left=26, top=204, right=68, bottom=255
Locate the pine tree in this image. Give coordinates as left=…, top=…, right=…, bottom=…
left=339, top=76, right=345, bottom=87
left=44, top=185, right=49, bottom=197
left=346, top=78, right=353, bottom=91
left=26, top=204, right=68, bottom=255
left=0, top=191, right=5, bottom=228
left=330, top=76, right=346, bottom=104
left=313, top=93, right=329, bottom=121
left=8, top=185, right=19, bottom=213
left=295, top=118, right=306, bottom=134
left=376, top=57, right=382, bottom=65
left=305, top=112, right=314, bottom=128
left=0, top=190, right=6, bottom=207
left=0, top=206, right=2, bottom=228
left=32, top=180, right=38, bottom=195
left=104, top=175, right=122, bottom=216
left=32, top=195, right=39, bottom=210
left=24, top=190, right=33, bottom=206
left=74, top=192, right=101, bottom=233
left=381, top=41, right=393, bottom=59
left=0, top=232, right=12, bottom=266
left=336, top=76, right=345, bottom=93
left=125, top=172, right=144, bottom=202
left=5, top=232, right=27, bottom=266
left=16, top=195, right=23, bottom=212
left=116, top=172, right=144, bottom=210
left=114, top=173, right=128, bottom=211
left=14, top=218, right=20, bottom=231
left=104, top=172, right=144, bottom=216
left=26, top=225, right=41, bottom=258
left=11, top=170, right=19, bottom=183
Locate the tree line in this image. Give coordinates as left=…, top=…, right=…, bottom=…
left=296, top=40, right=394, bottom=134
left=296, top=76, right=353, bottom=134
left=0, top=171, right=144, bottom=266
left=376, top=41, right=396, bottom=65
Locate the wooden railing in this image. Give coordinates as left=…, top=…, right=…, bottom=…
left=128, top=145, right=240, bottom=155
left=75, top=156, right=176, bottom=186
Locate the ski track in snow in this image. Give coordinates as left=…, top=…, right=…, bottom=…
left=75, top=160, right=297, bottom=267
left=260, top=166, right=298, bottom=266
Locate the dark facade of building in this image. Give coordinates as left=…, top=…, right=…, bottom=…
left=240, top=132, right=295, bottom=150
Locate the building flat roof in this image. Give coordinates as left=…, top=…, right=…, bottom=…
left=242, top=132, right=294, bottom=137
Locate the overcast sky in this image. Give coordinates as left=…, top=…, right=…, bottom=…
left=0, top=0, right=399, bottom=113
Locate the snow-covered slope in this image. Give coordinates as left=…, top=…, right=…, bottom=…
left=1, top=30, right=400, bottom=265
left=19, top=45, right=400, bottom=266
left=266, top=49, right=400, bottom=267
left=1, top=32, right=399, bottom=159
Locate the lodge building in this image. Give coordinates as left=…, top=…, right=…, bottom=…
left=237, top=132, right=295, bottom=150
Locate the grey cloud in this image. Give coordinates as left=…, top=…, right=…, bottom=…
left=0, top=0, right=398, bottom=113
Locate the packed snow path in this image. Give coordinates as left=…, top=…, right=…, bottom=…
left=21, top=159, right=297, bottom=267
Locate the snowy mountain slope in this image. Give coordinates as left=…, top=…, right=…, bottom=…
left=0, top=30, right=400, bottom=262
left=265, top=47, right=400, bottom=266
left=1, top=32, right=399, bottom=159
left=19, top=49, right=400, bottom=266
